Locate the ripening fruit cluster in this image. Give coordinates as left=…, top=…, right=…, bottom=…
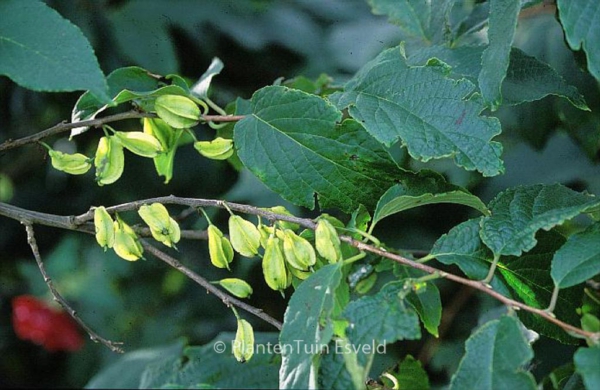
left=205, top=207, right=343, bottom=296
left=94, top=203, right=181, bottom=261
left=42, top=94, right=235, bottom=185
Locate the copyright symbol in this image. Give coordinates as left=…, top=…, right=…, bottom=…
left=213, top=341, right=226, bottom=354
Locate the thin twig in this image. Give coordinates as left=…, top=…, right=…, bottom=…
left=141, top=241, right=282, bottom=330
left=23, top=223, right=125, bottom=353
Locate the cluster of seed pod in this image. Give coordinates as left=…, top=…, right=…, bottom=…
left=43, top=94, right=235, bottom=185
left=204, top=206, right=343, bottom=296
left=94, top=203, right=181, bottom=261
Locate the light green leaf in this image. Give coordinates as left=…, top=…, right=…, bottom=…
left=332, top=46, right=504, bottom=177
left=557, top=0, right=600, bottom=81
left=574, top=346, right=600, bottom=390
left=478, top=0, right=520, bottom=109
left=372, top=170, right=488, bottom=228
left=480, top=184, right=600, bottom=257
left=551, top=221, right=600, bottom=288
left=234, top=86, right=404, bottom=212
left=0, top=0, right=109, bottom=102
left=279, top=263, right=343, bottom=390
left=450, top=315, right=536, bottom=390
left=408, top=45, right=588, bottom=109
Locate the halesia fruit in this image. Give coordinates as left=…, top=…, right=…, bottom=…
left=281, top=229, right=316, bottom=270
left=262, top=236, right=288, bottom=292
left=217, top=278, right=253, bottom=299
left=207, top=225, right=234, bottom=270
left=94, top=136, right=124, bottom=186
left=138, top=203, right=181, bottom=248
left=114, top=131, right=163, bottom=158
left=315, top=218, right=342, bottom=263
left=94, top=206, right=115, bottom=251
left=113, top=217, right=144, bottom=261
left=233, top=318, right=254, bottom=363
left=154, top=94, right=201, bottom=129
left=228, top=215, right=260, bottom=257
left=194, top=137, right=234, bottom=160
left=47, top=149, right=91, bottom=175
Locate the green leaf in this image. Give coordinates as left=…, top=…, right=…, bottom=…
left=0, top=0, right=109, bottom=102
left=279, top=263, right=344, bottom=390
left=408, top=45, right=588, bottom=110
left=478, top=0, right=520, bottom=109
left=191, top=57, right=224, bottom=99
left=332, top=46, right=504, bottom=177
left=450, top=315, right=536, bottom=390
left=574, top=346, right=600, bottom=390
left=480, top=184, right=600, bottom=257
left=390, top=355, right=430, bottom=390
left=551, top=221, right=600, bottom=288
left=367, top=0, right=452, bottom=44
left=557, top=0, right=600, bottom=81
left=139, top=333, right=280, bottom=389
left=234, top=86, right=404, bottom=212
left=372, top=169, right=489, bottom=228
left=319, top=343, right=355, bottom=390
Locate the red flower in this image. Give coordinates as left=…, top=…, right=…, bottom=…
left=12, top=295, right=84, bottom=352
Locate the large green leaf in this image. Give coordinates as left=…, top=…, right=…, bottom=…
left=279, top=263, right=344, bottom=390
left=367, top=0, right=452, bottom=45
left=574, top=346, right=600, bottom=390
left=139, top=333, right=280, bottom=389
left=480, top=184, right=600, bottom=257
left=393, top=355, right=430, bottom=390
left=332, top=46, right=504, bottom=177
left=408, top=45, right=588, bottom=110
left=372, top=170, right=488, bottom=228
left=557, top=0, right=600, bottom=81
left=551, top=221, right=600, bottom=289
left=478, top=0, right=520, bottom=109
left=234, top=86, right=404, bottom=213
left=0, top=0, right=109, bottom=102
left=450, top=315, right=536, bottom=390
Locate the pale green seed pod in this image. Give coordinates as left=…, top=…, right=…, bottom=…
left=155, top=94, right=200, bottom=129
left=208, top=225, right=234, bottom=270
left=269, top=206, right=300, bottom=230
left=288, top=265, right=312, bottom=280
left=194, top=137, right=234, bottom=160
left=262, top=236, right=288, bottom=291
left=94, top=206, right=115, bottom=251
left=233, top=319, right=254, bottom=363
left=228, top=215, right=260, bottom=257
left=315, top=219, right=342, bottom=263
left=94, top=136, right=124, bottom=186
left=258, top=224, right=274, bottom=249
left=138, top=203, right=181, bottom=248
left=143, top=117, right=183, bottom=184
left=47, top=149, right=92, bottom=175
left=282, top=229, right=316, bottom=270
left=114, top=131, right=163, bottom=158
left=217, top=278, right=253, bottom=299
left=113, top=218, right=144, bottom=261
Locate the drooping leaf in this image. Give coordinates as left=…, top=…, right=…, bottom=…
left=0, top=0, right=109, bottom=102
left=450, top=315, right=536, bottom=390
left=234, top=86, right=404, bottom=212
left=480, top=184, right=600, bottom=257
left=191, top=57, right=224, bottom=99
left=557, top=0, right=600, bottom=81
left=372, top=169, right=488, bottom=228
left=332, top=46, right=504, bottom=177
left=139, top=333, right=280, bottom=389
left=551, top=221, right=600, bottom=289
left=574, top=346, right=600, bottom=390
left=478, top=0, right=520, bottom=109
left=279, top=263, right=343, bottom=390
left=367, top=0, right=452, bottom=45
left=408, top=45, right=588, bottom=110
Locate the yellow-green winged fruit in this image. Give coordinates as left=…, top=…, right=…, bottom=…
left=282, top=229, right=316, bottom=270
left=315, top=218, right=342, bottom=263
left=113, top=131, right=163, bottom=158
left=194, top=137, right=234, bottom=160
left=113, top=217, right=144, bottom=261
left=258, top=224, right=274, bottom=249
left=288, top=265, right=311, bottom=280
left=138, top=203, right=181, bottom=248
left=47, top=148, right=92, bottom=175
left=233, top=319, right=254, bottom=363
left=228, top=215, right=260, bottom=257
left=217, top=278, right=253, bottom=298
left=262, top=235, right=288, bottom=292
left=144, top=117, right=183, bottom=184
left=94, top=206, right=115, bottom=251
left=207, top=224, right=234, bottom=270
left=155, top=94, right=200, bottom=129
left=94, top=136, right=124, bottom=186
left=268, top=206, right=300, bottom=230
